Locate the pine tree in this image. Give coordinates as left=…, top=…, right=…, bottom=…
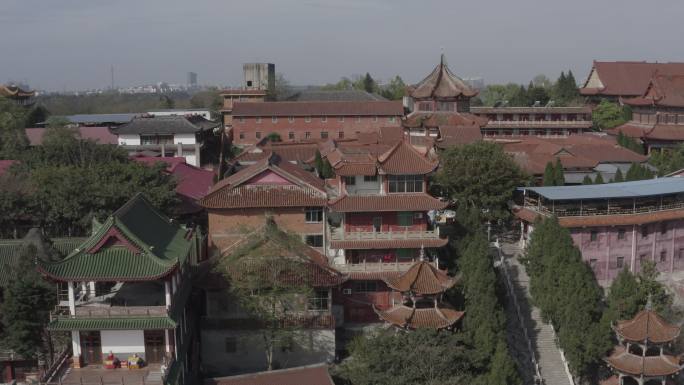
left=543, top=162, right=555, bottom=186
left=613, top=168, right=624, bottom=183
left=553, top=158, right=565, bottom=186
left=582, top=175, right=593, bottom=185
left=594, top=173, right=605, bottom=184
left=487, top=341, right=522, bottom=385
left=362, top=73, right=376, bottom=93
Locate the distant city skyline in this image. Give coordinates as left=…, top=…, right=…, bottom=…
left=3, top=0, right=684, bottom=92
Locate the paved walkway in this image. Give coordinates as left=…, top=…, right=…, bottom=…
left=499, top=242, right=574, bottom=385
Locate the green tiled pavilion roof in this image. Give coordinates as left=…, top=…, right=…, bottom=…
left=0, top=237, right=86, bottom=286
left=47, top=317, right=176, bottom=331
left=38, top=194, right=195, bottom=282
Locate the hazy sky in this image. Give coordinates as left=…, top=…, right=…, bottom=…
left=2, top=0, right=684, bottom=92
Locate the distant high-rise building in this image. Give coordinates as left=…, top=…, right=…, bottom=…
left=187, top=72, right=198, bottom=87
left=243, top=63, right=275, bottom=93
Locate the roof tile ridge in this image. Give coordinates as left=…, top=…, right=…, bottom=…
left=111, top=217, right=174, bottom=268
left=271, top=163, right=326, bottom=194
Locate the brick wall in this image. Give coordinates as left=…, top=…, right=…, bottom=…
left=232, top=115, right=401, bottom=145
left=207, top=207, right=324, bottom=253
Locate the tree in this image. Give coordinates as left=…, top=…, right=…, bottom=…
left=159, top=95, right=175, bottom=109
left=603, top=263, right=672, bottom=324
left=616, top=131, right=643, bottom=154
left=362, top=73, right=377, bottom=93
left=613, top=168, right=624, bottom=183
left=334, top=329, right=477, bottom=385
left=487, top=341, right=522, bottom=385
left=1, top=244, right=56, bottom=360
left=553, top=158, right=565, bottom=186
left=592, top=100, right=629, bottom=131
left=478, top=83, right=521, bottom=106
left=322, top=77, right=353, bottom=91
left=625, top=162, right=653, bottom=181
left=218, top=222, right=318, bottom=371
left=272, top=73, right=292, bottom=101
left=435, top=141, right=528, bottom=222
left=380, top=76, right=406, bottom=100
left=543, top=162, right=555, bottom=186
left=582, top=175, right=593, bottom=185
left=527, top=82, right=550, bottom=106
left=593, top=173, right=604, bottom=184
left=266, top=132, right=281, bottom=142
left=509, top=85, right=529, bottom=107
left=313, top=150, right=333, bottom=179
left=650, top=145, right=684, bottom=176
left=522, top=217, right=612, bottom=379
left=0, top=97, right=30, bottom=158
left=25, top=105, right=50, bottom=127
left=0, top=169, right=33, bottom=238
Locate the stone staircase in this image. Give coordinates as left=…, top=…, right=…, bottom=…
left=500, top=242, right=574, bottom=385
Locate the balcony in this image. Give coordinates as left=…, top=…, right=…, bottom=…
left=330, top=227, right=440, bottom=241
left=333, top=260, right=421, bottom=273
left=522, top=196, right=684, bottom=218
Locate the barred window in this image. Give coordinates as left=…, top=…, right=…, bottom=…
left=305, top=234, right=323, bottom=247
left=308, top=289, right=329, bottom=311
left=353, top=281, right=378, bottom=292
left=305, top=208, right=323, bottom=223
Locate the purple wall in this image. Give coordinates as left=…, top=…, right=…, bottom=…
left=570, top=220, right=684, bottom=283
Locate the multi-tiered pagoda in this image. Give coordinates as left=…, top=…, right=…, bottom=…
left=375, top=255, right=463, bottom=330
left=604, top=304, right=683, bottom=385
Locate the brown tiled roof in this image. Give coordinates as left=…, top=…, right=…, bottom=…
left=206, top=364, right=335, bottom=385
left=234, top=142, right=320, bottom=164
left=201, top=154, right=326, bottom=209
left=377, top=141, right=438, bottom=174
left=580, top=61, right=684, bottom=97
left=513, top=206, right=684, bottom=227
left=334, top=162, right=378, bottom=177
left=346, top=271, right=402, bottom=281
left=232, top=101, right=403, bottom=117
left=329, top=193, right=447, bottom=212
left=330, top=238, right=448, bottom=250
left=407, top=56, right=478, bottom=99
left=384, top=261, right=456, bottom=295
left=375, top=305, right=464, bottom=329
left=605, top=346, right=681, bottom=377
left=437, top=125, right=483, bottom=147
left=615, top=310, right=680, bottom=344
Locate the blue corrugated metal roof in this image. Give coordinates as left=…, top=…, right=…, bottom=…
left=518, top=177, right=684, bottom=200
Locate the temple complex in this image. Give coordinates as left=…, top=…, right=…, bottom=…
left=375, top=257, right=463, bottom=330
left=604, top=304, right=682, bottom=385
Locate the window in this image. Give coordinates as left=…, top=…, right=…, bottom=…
left=255, top=131, right=261, bottom=139
left=239, top=132, right=245, bottom=140
left=353, top=281, right=378, bottom=292
left=305, top=116, right=311, bottom=123
left=679, top=248, right=684, bottom=260
left=305, top=234, right=323, bottom=247
left=418, top=102, right=433, bottom=111
left=338, top=131, right=344, bottom=139
left=344, top=176, right=356, bottom=185
left=308, top=289, right=329, bottom=311
left=617, top=257, right=625, bottom=269
left=590, top=230, right=598, bottom=242
left=288, top=131, right=295, bottom=140
left=397, top=212, right=414, bottom=227
left=641, top=226, right=648, bottom=238
left=305, top=207, right=323, bottom=223
left=321, top=131, right=328, bottom=139
left=141, top=135, right=174, bottom=145
left=618, top=229, right=626, bottom=240
left=397, top=249, right=413, bottom=260
left=338, top=116, right=344, bottom=122
left=661, top=222, right=667, bottom=234
left=639, top=254, right=646, bottom=263
left=372, top=116, right=378, bottom=122
left=660, top=251, right=667, bottom=262
left=321, top=116, right=327, bottom=122
left=388, top=116, right=396, bottom=123
left=271, top=116, right=278, bottom=123
left=255, top=117, right=262, bottom=123
left=225, top=337, right=237, bottom=353
left=355, top=116, right=361, bottom=123
left=238, top=117, right=245, bottom=123
left=363, top=175, right=378, bottom=182
left=388, top=175, right=423, bottom=193
left=288, top=116, right=295, bottom=123
left=305, top=132, right=311, bottom=139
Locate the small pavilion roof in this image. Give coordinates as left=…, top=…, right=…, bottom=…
left=518, top=177, right=684, bottom=201
left=605, top=346, right=682, bottom=377
left=37, top=194, right=195, bottom=282
left=614, top=309, right=680, bottom=344
left=375, top=304, right=464, bottom=330
left=408, top=55, right=478, bottom=99
left=384, top=260, right=456, bottom=295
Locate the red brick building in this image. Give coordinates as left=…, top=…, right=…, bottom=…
left=231, top=101, right=403, bottom=145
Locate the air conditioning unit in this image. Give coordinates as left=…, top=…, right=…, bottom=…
left=343, top=288, right=352, bottom=295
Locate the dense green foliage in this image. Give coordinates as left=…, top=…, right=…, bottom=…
left=543, top=159, right=565, bottom=186
left=313, top=150, right=333, bottom=179
left=582, top=175, right=593, bottom=185
left=0, top=245, right=56, bottom=359
left=522, top=217, right=612, bottom=378
left=613, top=168, right=624, bottom=183
left=435, top=141, right=528, bottom=222
left=479, top=71, right=580, bottom=107
left=0, top=97, right=30, bottom=158
left=0, top=127, right=177, bottom=237
left=592, top=100, right=631, bottom=131
left=650, top=145, right=684, bottom=176
left=624, top=162, right=654, bottom=181
left=593, top=172, right=605, bottom=184
left=603, top=264, right=672, bottom=324
left=616, top=131, right=643, bottom=154
left=321, top=73, right=406, bottom=100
